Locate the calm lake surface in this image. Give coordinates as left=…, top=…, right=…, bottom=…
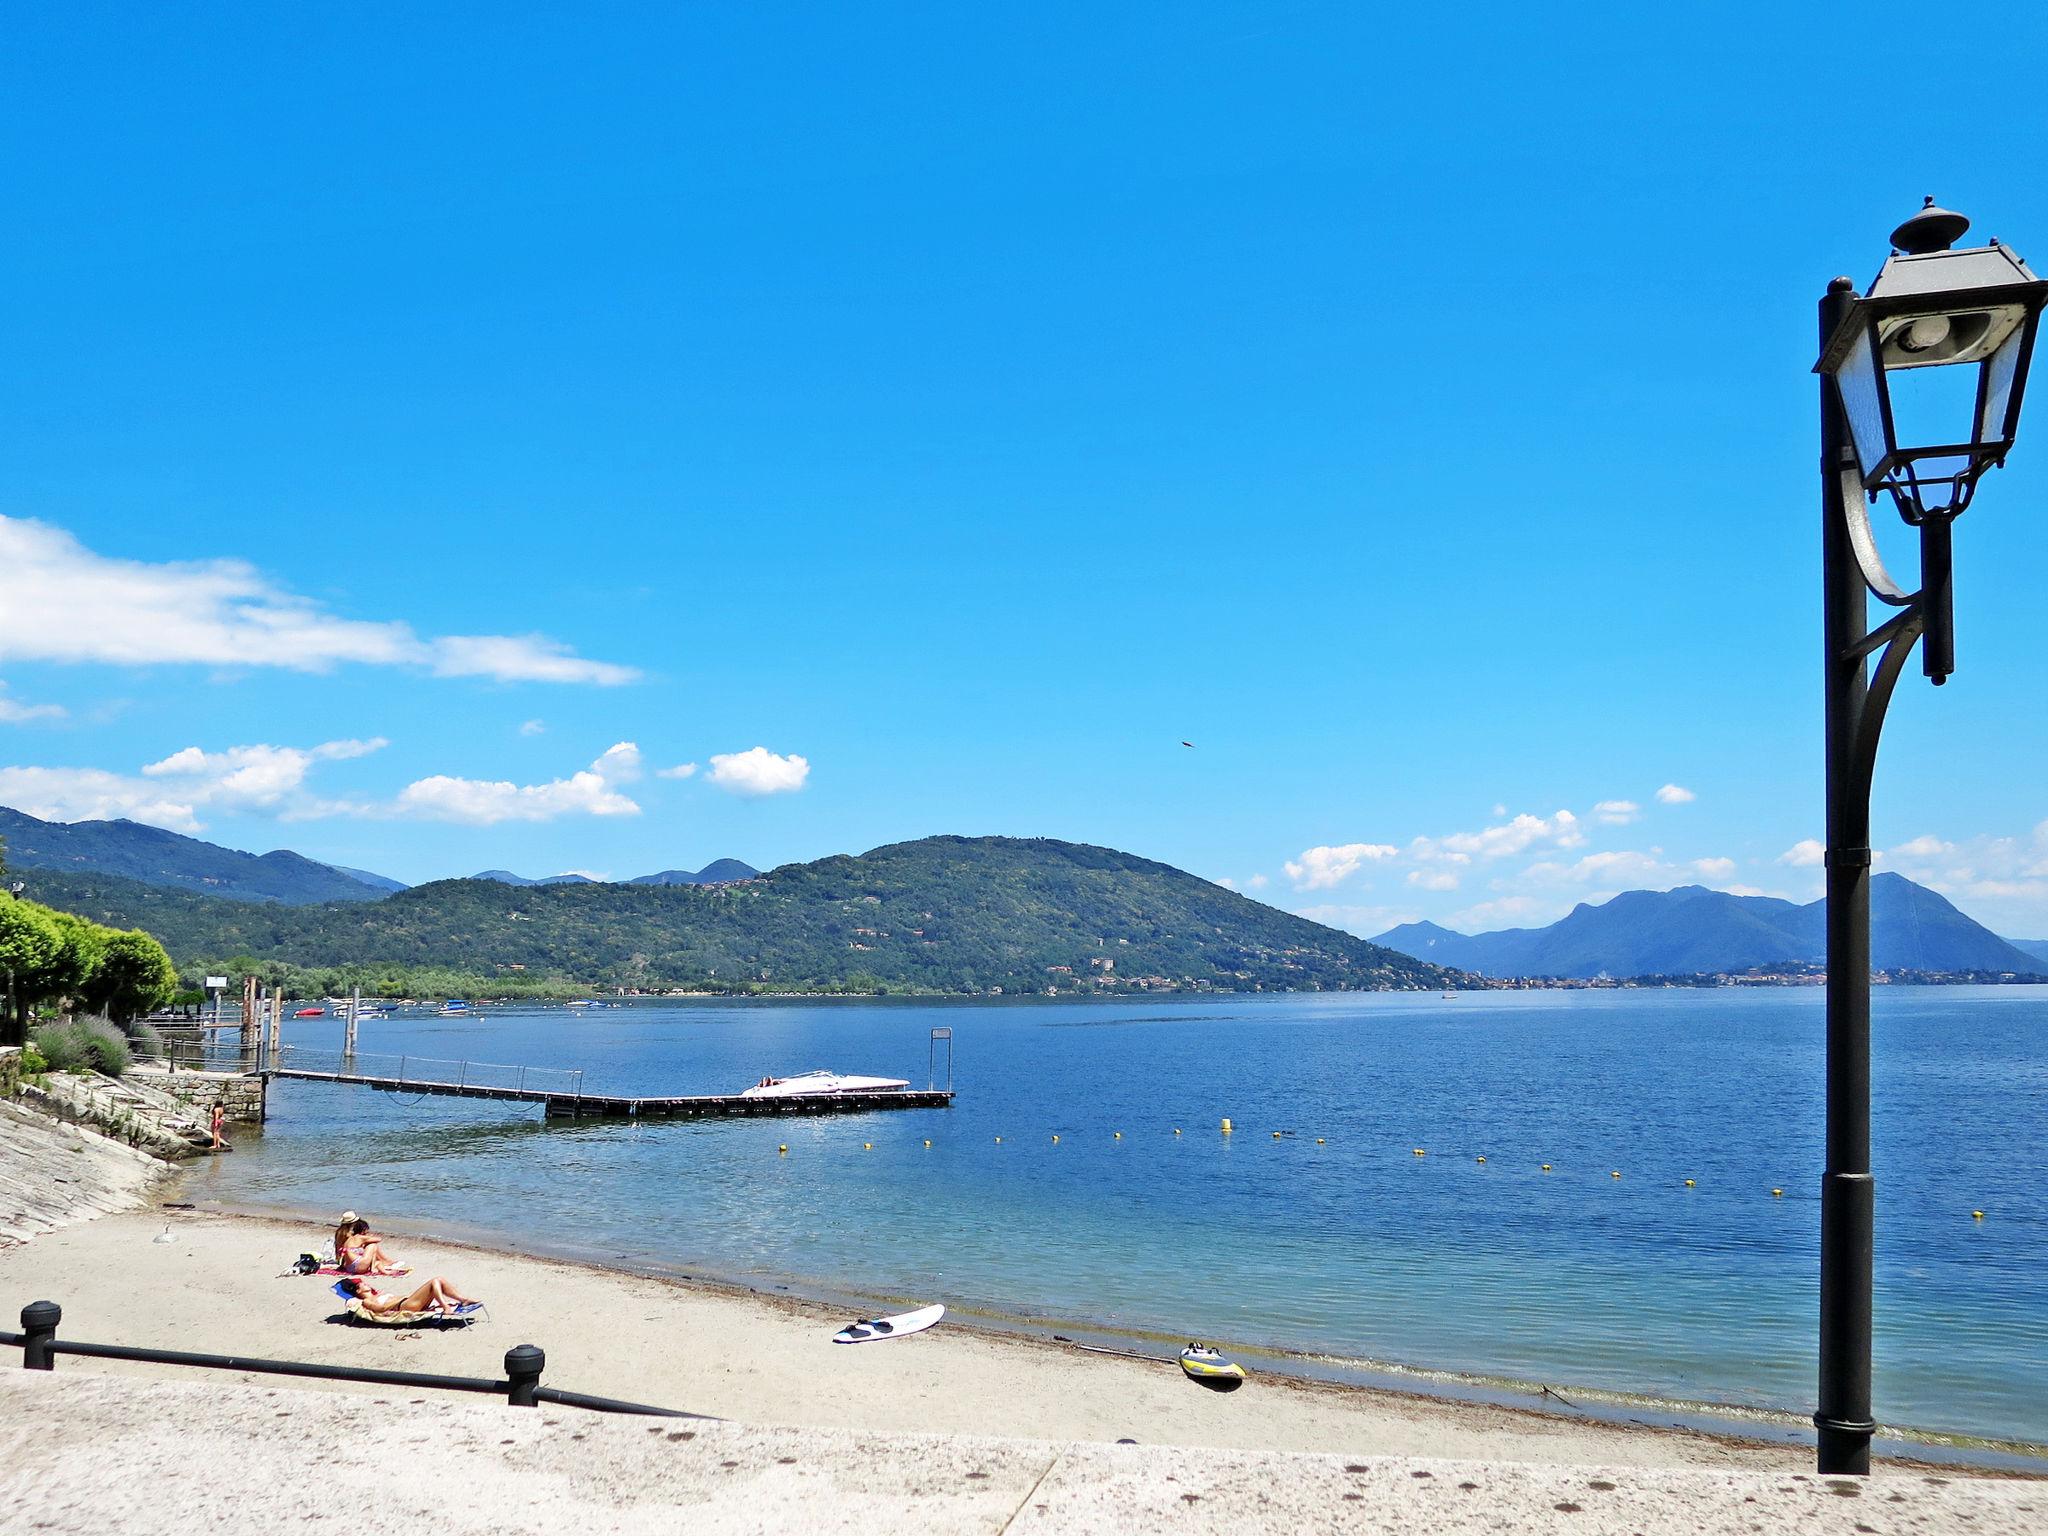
left=193, top=987, right=2048, bottom=1447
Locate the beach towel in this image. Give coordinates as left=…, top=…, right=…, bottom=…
left=343, top=1299, right=481, bottom=1326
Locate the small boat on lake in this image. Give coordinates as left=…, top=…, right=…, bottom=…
left=292, top=1007, right=324, bottom=1018
left=740, top=1070, right=912, bottom=1099
left=438, top=1000, right=470, bottom=1016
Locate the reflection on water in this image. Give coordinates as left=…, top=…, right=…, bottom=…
left=212, top=987, right=2048, bottom=1445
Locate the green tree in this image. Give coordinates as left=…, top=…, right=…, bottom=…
left=80, top=930, right=180, bottom=1025
left=44, top=911, right=109, bottom=1006
left=0, top=897, right=62, bottom=1046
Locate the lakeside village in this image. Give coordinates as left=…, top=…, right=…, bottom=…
left=139, top=958, right=2047, bottom=1021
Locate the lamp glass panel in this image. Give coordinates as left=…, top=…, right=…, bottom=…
left=1881, top=350, right=1985, bottom=458
left=1832, top=323, right=1890, bottom=479
left=1977, top=319, right=2027, bottom=446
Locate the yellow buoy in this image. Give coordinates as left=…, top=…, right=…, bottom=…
left=1113, top=1131, right=1121, bottom=1139
left=1684, top=1178, right=1696, bottom=1187
left=1173, top=1128, right=1182, bottom=1136
left=1315, top=1137, right=1325, bottom=1145
left=863, top=1142, right=872, bottom=1150
left=778, top=1145, right=788, bottom=1154
left=1220, top=1118, right=1233, bottom=1133
left=1771, top=1188, right=1784, bottom=1198
left=1412, top=1148, right=1426, bottom=1157
left=1611, top=1171, right=1621, bottom=1179
left=1475, top=1155, right=1486, bottom=1163
left=1051, top=1134, right=1060, bottom=1143
left=1972, top=1209, right=1986, bottom=1220
left=1541, top=1164, right=1552, bottom=1172
left=923, top=1139, right=932, bottom=1148
left=994, top=1136, right=1002, bottom=1143
left=1272, top=1131, right=1283, bottom=1139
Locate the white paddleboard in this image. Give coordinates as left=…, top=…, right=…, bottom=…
left=833, top=1303, right=945, bottom=1344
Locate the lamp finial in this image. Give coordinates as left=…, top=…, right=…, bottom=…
left=1891, top=199, right=1970, bottom=255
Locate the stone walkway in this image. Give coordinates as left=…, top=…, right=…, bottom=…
left=1, top=1370, right=2038, bottom=1534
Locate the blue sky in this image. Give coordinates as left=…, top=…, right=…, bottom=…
left=3, top=3, right=2047, bottom=937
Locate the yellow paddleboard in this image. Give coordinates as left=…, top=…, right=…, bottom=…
left=1179, top=1344, right=1247, bottom=1382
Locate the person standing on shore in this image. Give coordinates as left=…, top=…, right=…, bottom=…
left=209, top=1101, right=227, bottom=1151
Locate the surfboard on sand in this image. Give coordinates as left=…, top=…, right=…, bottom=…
left=832, top=1304, right=945, bottom=1344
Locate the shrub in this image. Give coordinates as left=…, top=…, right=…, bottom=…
left=19, top=1043, right=48, bottom=1076
left=31, top=1017, right=131, bottom=1077
left=126, top=1020, right=165, bottom=1061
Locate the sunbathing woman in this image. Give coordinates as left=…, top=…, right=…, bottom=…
left=338, top=1274, right=480, bottom=1318
left=339, top=1218, right=404, bottom=1276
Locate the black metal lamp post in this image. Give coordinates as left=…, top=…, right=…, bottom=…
left=1811, top=200, right=2046, bottom=1475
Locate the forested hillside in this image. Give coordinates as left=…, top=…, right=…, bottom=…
left=20, top=835, right=1457, bottom=996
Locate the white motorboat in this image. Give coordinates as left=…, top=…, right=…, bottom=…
left=740, top=1070, right=911, bottom=1099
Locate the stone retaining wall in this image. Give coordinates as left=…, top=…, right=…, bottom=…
left=137, top=1070, right=266, bottom=1124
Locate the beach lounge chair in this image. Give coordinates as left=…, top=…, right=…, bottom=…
left=330, top=1281, right=482, bottom=1326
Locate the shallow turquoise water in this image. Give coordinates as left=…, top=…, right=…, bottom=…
left=196, top=987, right=2048, bottom=1444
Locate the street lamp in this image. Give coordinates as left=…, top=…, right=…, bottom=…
left=1810, top=200, right=2046, bottom=1475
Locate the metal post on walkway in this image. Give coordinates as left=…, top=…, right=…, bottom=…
left=21, top=1301, right=60, bottom=1370
left=505, top=1345, right=544, bottom=1407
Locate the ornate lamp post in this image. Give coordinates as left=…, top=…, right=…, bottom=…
left=1811, top=201, right=2046, bottom=1474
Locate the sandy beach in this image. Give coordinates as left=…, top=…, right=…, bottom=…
left=0, top=1201, right=1831, bottom=1470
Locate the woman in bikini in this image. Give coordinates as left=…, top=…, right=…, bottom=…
left=338, top=1274, right=481, bottom=1318
left=338, top=1218, right=404, bottom=1276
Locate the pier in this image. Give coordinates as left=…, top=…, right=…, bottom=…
left=264, top=1048, right=953, bottom=1121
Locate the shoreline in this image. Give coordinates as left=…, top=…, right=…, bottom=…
left=152, top=1190, right=2048, bottom=1474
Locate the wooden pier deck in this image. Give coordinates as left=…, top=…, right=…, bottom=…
left=270, top=1066, right=951, bottom=1121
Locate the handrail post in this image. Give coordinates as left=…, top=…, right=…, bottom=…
left=21, top=1301, right=60, bottom=1370
left=504, top=1344, right=544, bottom=1407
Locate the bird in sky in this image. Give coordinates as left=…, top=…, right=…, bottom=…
left=1181, top=740, right=1195, bottom=748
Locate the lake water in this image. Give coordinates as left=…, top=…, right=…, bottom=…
left=188, top=986, right=2048, bottom=1449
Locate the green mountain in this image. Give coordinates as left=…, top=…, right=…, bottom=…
left=0, top=805, right=395, bottom=906
left=1374, top=875, right=2041, bottom=978
left=17, top=834, right=1456, bottom=995
left=627, top=859, right=761, bottom=885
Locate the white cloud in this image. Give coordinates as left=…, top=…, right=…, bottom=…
left=1779, top=839, right=1826, bottom=867
left=1284, top=842, right=1398, bottom=890
left=1292, top=903, right=1418, bottom=935
left=0, top=736, right=389, bottom=831
left=656, top=762, right=699, bottom=780
left=0, top=766, right=205, bottom=831
left=519, top=719, right=546, bottom=737
left=1245, top=873, right=1269, bottom=890
left=392, top=741, right=644, bottom=825
left=1592, top=799, right=1640, bottom=826
left=0, top=516, right=637, bottom=686
left=0, top=683, right=65, bottom=723
left=1656, top=784, right=1697, bottom=805
left=1443, top=895, right=1545, bottom=931
left=1552, top=849, right=1669, bottom=886
left=706, top=747, right=809, bottom=797
left=1691, top=856, right=1737, bottom=880
left=1406, top=868, right=1461, bottom=892
left=1417, top=809, right=1585, bottom=863
left=1213, top=876, right=1237, bottom=890
left=1890, top=834, right=1954, bottom=859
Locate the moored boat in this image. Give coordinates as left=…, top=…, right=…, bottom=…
left=739, top=1070, right=911, bottom=1099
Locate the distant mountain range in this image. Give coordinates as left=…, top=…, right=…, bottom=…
left=0, top=806, right=393, bottom=906
left=15, top=835, right=1453, bottom=995
left=0, top=804, right=756, bottom=904
left=1374, top=876, right=2043, bottom=978
left=474, top=860, right=760, bottom=887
